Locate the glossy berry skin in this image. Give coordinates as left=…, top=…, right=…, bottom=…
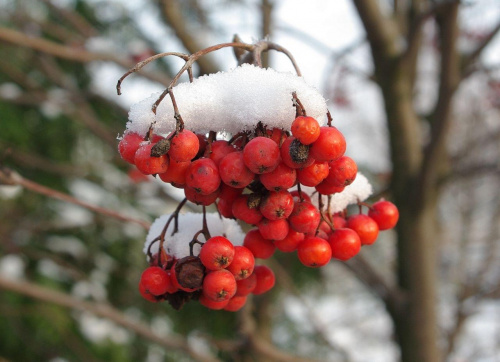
left=325, top=156, right=358, bottom=187
left=219, top=151, right=254, bottom=188
left=291, top=116, right=321, bottom=145
left=288, top=201, right=321, bottom=234
left=185, top=158, right=221, bottom=195
left=243, top=228, right=276, bottom=259
left=259, top=162, right=297, bottom=192
left=259, top=190, right=294, bottom=220
left=328, top=228, right=361, bottom=261
left=134, top=143, right=169, bottom=175
left=310, top=126, right=346, bottom=162
left=346, top=214, right=379, bottom=245
left=202, top=269, right=237, bottom=302
left=139, top=281, right=159, bottom=302
left=199, top=294, right=229, bottom=310
left=158, top=160, right=190, bottom=186
left=216, top=184, right=243, bottom=219
left=252, top=265, right=275, bottom=295
left=331, top=215, right=347, bottom=229
left=199, top=236, right=235, bottom=271
left=315, top=180, right=345, bottom=195
left=224, top=295, right=248, bottom=312
left=274, top=229, right=305, bottom=252
left=232, top=195, right=263, bottom=225
left=280, top=136, right=315, bottom=169
left=184, top=186, right=219, bottom=206
left=257, top=218, right=289, bottom=241
left=168, top=129, right=200, bottom=162
left=205, top=140, right=236, bottom=166
left=119, top=132, right=144, bottom=164
left=297, top=161, right=329, bottom=187
left=235, top=273, right=257, bottom=296
left=226, top=246, right=255, bottom=280
left=368, top=200, right=399, bottom=230
left=243, top=136, right=281, bottom=174
left=297, top=236, right=332, bottom=267
left=140, top=266, right=171, bottom=296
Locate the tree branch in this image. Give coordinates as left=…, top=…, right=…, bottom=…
left=159, top=0, right=220, bottom=75
left=0, top=276, right=218, bottom=362
left=0, top=27, right=170, bottom=86
left=462, top=20, right=500, bottom=77
left=0, top=167, right=151, bottom=230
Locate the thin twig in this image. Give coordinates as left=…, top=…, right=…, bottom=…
left=0, top=167, right=150, bottom=230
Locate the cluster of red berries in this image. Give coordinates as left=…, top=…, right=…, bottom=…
left=120, top=109, right=399, bottom=309
left=138, top=236, right=275, bottom=311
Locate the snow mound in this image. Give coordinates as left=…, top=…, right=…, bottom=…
left=127, top=64, right=328, bottom=136
left=144, top=212, right=245, bottom=259
left=301, top=172, right=373, bottom=213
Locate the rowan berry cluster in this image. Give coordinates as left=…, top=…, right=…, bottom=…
left=119, top=98, right=399, bottom=310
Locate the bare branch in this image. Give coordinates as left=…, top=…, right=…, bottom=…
left=352, top=0, right=401, bottom=61
left=0, top=276, right=218, bottom=362
left=0, top=27, right=170, bottom=86
left=0, top=167, right=151, bottom=230
left=160, top=0, right=220, bottom=75
left=462, top=21, right=500, bottom=76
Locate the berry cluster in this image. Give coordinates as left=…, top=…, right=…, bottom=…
left=139, top=235, right=274, bottom=311
left=119, top=93, right=399, bottom=310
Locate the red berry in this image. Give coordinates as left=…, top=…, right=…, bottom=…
left=199, top=294, right=229, bottom=310
left=138, top=281, right=159, bottom=302
left=168, top=129, right=199, bottom=162
left=274, top=228, right=305, bottom=252
left=291, top=116, right=321, bottom=145
left=297, top=161, right=329, bottom=187
left=199, top=236, right=235, bottom=271
left=219, top=151, right=255, bottom=188
left=158, top=160, right=190, bottom=186
left=259, top=190, right=294, bottom=220
left=216, top=184, right=243, bottom=219
left=309, top=126, right=346, bottom=162
left=134, top=143, right=169, bottom=175
left=243, top=228, right=276, bottom=259
left=185, top=158, right=221, bottom=195
left=140, top=266, right=171, bottom=296
left=331, top=215, right=347, bottom=229
left=235, top=273, right=257, bottom=296
left=297, top=236, right=332, bottom=267
left=280, top=136, right=315, bottom=169
left=325, top=156, right=357, bottom=187
left=267, top=127, right=286, bottom=145
left=290, top=190, right=312, bottom=204
left=368, top=200, right=399, bottom=230
left=184, top=185, right=219, bottom=206
left=328, top=228, right=361, bottom=261
left=346, top=214, right=379, bottom=245
left=252, top=265, right=275, bottom=295
left=202, top=269, right=237, bottom=302
left=223, top=295, right=248, bottom=312
left=288, top=201, right=320, bottom=234
left=243, top=137, right=280, bottom=174
left=119, top=132, right=144, bottom=164
left=315, top=180, right=345, bottom=195
left=232, top=194, right=263, bottom=225
left=205, top=140, right=236, bottom=166
left=226, top=246, right=255, bottom=280
left=259, top=162, right=297, bottom=192
left=257, top=218, right=289, bottom=241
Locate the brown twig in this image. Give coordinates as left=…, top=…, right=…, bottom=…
left=0, top=167, right=150, bottom=230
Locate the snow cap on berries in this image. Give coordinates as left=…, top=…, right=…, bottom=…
left=144, top=212, right=245, bottom=259
left=127, top=64, right=328, bottom=136
left=300, top=172, right=373, bottom=213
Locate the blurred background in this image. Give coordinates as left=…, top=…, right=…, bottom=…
left=1, top=0, right=499, bottom=361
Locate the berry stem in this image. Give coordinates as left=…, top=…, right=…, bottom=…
left=326, top=110, right=333, bottom=127
left=156, top=198, right=188, bottom=267
left=292, top=91, right=307, bottom=117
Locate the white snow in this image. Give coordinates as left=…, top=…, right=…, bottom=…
left=126, top=64, right=328, bottom=136
left=144, top=212, right=245, bottom=259
left=300, top=172, right=373, bottom=213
